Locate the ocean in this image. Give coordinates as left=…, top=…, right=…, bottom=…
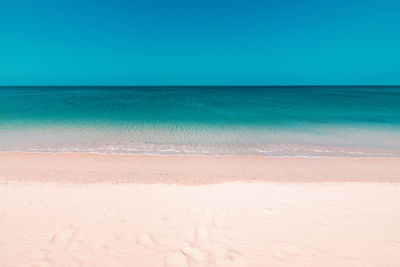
left=1, top=86, right=399, bottom=157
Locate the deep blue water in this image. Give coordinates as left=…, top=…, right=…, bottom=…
left=0, top=86, right=399, bottom=156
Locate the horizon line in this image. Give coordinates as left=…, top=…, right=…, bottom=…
left=1, top=85, right=400, bottom=88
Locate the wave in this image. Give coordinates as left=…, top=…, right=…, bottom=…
left=4, top=142, right=400, bottom=158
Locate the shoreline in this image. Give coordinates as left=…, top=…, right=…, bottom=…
left=1, top=152, right=400, bottom=184
left=3, top=150, right=400, bottom=158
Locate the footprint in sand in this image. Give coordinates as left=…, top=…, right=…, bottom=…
left=195, top=225, right=211, bottom=251
left=51, top=226, right=76, bottom=247
left=164, top=252, right=188, bottom=267
left=137, top=233, right=154, bottom=248
left=50, top=226, right=83, bottom=250
left=180, top=243, right=208, bottom=262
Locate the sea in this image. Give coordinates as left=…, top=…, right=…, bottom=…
left=1, top=86, right=399, bottom=157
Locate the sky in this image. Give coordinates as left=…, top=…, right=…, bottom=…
left=0, top=0, right=399, bottom=85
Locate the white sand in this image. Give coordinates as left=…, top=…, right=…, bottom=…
left=1, top=153, right=400, bottom=266
left=1, top=182, right=400, bottom=266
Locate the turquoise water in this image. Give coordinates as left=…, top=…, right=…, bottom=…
left=1, top=86, right=399, bottom=156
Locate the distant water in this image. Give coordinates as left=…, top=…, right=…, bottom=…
left=1, top=86, right=400, bottom=157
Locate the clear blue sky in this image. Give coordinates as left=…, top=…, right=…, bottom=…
left=1, top=0, right=399, bottom=85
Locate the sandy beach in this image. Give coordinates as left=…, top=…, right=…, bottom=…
left=2, top=0, right=400, bottom=264
left=1, top=152, right=400, bottom=183
left=1, top=153, right=400, bottom=266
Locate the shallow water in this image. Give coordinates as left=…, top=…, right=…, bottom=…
left=1, top=86, right=399, bottom=157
